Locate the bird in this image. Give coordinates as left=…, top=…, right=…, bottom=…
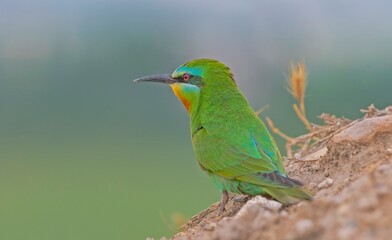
left=134, top=59, right=312, bottom=212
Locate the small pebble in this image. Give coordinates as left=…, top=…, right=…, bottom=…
left=203, top=222, right=217, bottom=231
left=236, top=196, right=281, bottom=217
left=294, top=153, right=302, bottom=159
left=318, top=178, right=334, bottom=189
left=386, top=148, right=392, bottom=155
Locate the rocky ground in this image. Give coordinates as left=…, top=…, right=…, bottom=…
left=160, top=105, right=392, bottom=240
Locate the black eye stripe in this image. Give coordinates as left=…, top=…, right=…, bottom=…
left=173, top=73, right=194, bottom=82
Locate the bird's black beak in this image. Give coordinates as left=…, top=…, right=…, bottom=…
left=133, top=74, right=176, bottom=84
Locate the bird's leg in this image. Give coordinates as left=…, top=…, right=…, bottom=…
left=217, top=190, right=228, bottom=213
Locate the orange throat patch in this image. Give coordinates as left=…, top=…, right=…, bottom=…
left=170, top=83, right=199, bottom=112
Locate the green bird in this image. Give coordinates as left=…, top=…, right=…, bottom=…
left=134, top=59, right=312, bottom=212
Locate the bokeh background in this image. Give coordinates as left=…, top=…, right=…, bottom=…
left=1, top=1, right=391, bottom=239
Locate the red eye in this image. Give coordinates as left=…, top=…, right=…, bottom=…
left=183, top=73, right=190, bottom=81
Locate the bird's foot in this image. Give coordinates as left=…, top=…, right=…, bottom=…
left=233, top=195, right=252, bottom=203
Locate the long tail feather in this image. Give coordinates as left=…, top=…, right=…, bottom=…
left=263, top=186, right=313, bottom=204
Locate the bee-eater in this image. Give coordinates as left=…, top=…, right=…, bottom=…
left=134, top=59, right=312, bottom=212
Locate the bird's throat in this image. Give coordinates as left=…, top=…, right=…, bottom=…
left=170, top=83, right=200, bottom=113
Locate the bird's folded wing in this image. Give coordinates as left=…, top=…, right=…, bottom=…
left=194, top=129, right=281, bottom=178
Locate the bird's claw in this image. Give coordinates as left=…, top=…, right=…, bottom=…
left=233, top=195, right=251, bottom=202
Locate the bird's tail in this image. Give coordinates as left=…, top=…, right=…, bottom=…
left=263, top=186, right=313, bottom=205
left=237, top=172, right=313, bottom=204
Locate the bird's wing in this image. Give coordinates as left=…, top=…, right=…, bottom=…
left=193, top=119, right=286, bottom=184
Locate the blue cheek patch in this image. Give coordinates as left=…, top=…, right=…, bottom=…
left=181, top=83, right=200, bottom=94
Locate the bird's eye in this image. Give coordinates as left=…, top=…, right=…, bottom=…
left=183, top=73, right=190, bottom=81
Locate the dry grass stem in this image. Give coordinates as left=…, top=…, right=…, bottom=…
left=265, top=117, right=293, bottom=142
left=285, top=142, right=293, bottom=159
left=287, top=61, right=313, bottom=131
left=255, top=104, right=270, bottom=116
left=266, top=61, right=317, bottom=157
left=293, top=104, right=312, bottom=131
left=288, top=62, right=307, bottom=111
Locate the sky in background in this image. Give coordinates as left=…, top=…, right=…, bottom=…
left=1, top=1, right=392, bottom=239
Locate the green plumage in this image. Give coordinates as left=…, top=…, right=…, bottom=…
left=185, top=59, right=311, bottom=204
left=135, top=59, right=312, bottom=207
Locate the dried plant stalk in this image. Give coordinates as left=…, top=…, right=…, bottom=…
left=265, top=117, right=293, bottom=142
left=265, top=61, right=316, bottom=157
left=255, top=104, right=270, bottom=115
left=288, top=61, right=307, bottom=113
left=293, top=104, right=312, bottom=131
left=287, top=61, right=312, bottom=131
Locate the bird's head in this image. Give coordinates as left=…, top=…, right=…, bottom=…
left=134, top=59, right=235, bottom=112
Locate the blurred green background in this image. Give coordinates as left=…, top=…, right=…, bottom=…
left=1, top=1, right=391, bottom=239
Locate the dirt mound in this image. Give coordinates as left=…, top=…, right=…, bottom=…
left=169, top=106, right=392, bottom=240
